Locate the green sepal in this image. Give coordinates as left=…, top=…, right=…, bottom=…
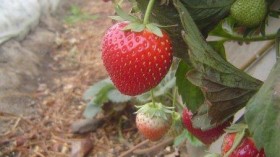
left=123, top=22, right=145, bottom=32
left=109, top=16, right=126, bottom=21
left=112, top=4, right=164, bottom=37
left=135, top=102, right=173, bottom=121
left=224, top=128, right=246, bottom=157
left=146, top=23, right=163, bottom=37
left=225, top=123, right=248, bottom=133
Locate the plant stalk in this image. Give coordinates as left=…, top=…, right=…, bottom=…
left=172, top=88, right=177, bottom=109
left=143, top=0, right=156, bottom=25
left=276, top=29, right=280, bottom=61
left=151, top=89, right=156, bottom=107
left=219, top=33, right=276, bottom=42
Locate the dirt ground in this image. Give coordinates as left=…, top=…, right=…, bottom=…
left=0, top=1, right=187, bottom=157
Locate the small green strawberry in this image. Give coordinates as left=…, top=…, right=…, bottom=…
left=135, top=102, right=173, bottom=141
left=230, top=0, right=267, bottom=28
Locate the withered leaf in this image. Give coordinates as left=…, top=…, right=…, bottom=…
left=71, top=139, right=93, bottom=157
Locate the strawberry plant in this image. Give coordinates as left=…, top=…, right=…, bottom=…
left=83, top=0, right=280, bottom=156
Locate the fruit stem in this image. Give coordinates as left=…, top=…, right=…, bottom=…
left=218, top=33, right=277, bottom=42
left=143, top=0, right=156, bottom=25
left=166, top=92, right=184, bottom=110
left=172, top=88, right=177, bottom=109
left=151, top=89, right=156, bottom=107
left=276, top=29, right=280, bottom=61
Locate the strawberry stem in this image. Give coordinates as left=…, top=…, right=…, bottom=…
left=276, top=29, right=280, bottom=62
left=143, top=0, right=156, bottom=25
left=150, top=89, right=156, bottom=107
left=172, top=88, right=177, bottom=109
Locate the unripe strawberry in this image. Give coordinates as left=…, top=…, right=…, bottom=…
left=135, top=102, right=173, bottom=141
left=230, top=0, right=267, bottom=28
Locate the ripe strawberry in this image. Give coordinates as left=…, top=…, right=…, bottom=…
left=222, top=133, right=266, bottom=157
left=102, top=22, right=173, bottom=96
left=135, top=102, right=172, bottom=141
left=182, top=108, right=232, bottom=145
left=230, top=0, right=267, bottom=28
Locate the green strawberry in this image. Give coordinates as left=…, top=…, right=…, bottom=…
left=230, top=0, right=267, bottom=28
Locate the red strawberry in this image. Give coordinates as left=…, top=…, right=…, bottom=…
left=102, top=22, right=173, bottom=96
left=222, top=133, right=266, bottom=157
left=182, top=108, right=232, bottom=145
left=136, top=102, right=172, bottom=141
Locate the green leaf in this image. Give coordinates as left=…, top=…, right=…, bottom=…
left=173, top=0, right=262, bottom=128
left=83, top=102, right=102, bottom=119
left=180, top=0, right=234, bottom=35
left=83, top=78, right=112, bottom=101
left=181, top=130, right=204, bottom=147
left=209, top=18, right=235, bottom=39
left=146, top=23, right=163, bottom=37
left=174, top=129, right=204, bottom=147
left=173, top=130, right=188, bottom=147
left=135, top=0, right=234, bottom=61
left=208, top=41, right=226, bottom=60
left=107, top=89, right=132, bottom=103
left=175, top=60, right=204, bottom=112
left=245, top=61, right=280, bottom=157
left=82, top=78, right=115, bottom=118
left=93, top=84, right=115, bottom=104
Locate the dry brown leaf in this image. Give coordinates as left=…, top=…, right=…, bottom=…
left=70, top=139, right=93, bottom=157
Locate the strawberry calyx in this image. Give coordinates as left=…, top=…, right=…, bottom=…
left=135, top=102, right=173, bottom=121
left=110, top=1, right=164, bottom=37
left=223, top=123, right=248, bottom=157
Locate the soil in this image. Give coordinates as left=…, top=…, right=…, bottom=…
left=0, top=1, right=189, bottom=157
